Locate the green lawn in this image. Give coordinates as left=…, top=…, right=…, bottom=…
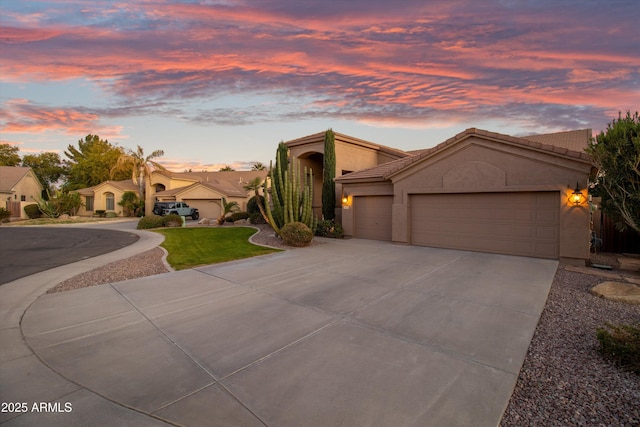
left=155, top=227, right=281, bottom=270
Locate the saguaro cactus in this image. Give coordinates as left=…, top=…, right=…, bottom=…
left=263, top=143, right=317, bottom=235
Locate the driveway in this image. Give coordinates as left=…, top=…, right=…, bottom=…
left=13, top=238, right=557, bottom=426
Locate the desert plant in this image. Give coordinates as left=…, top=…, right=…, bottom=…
left=95, top=210, right=106, bottom=217
left=24, top=204, right=42, bottom=219
left=263, top=142, right=317, bottom=235
left=217, top=198, right=240, bottom=225
left=137, top=214, right=165, bottom=229
left=105, top=211, right=118, bottom=218
left=279, top=222, right=314, bottom=247
left=315, top=219, right=344, bottom=238
left=596, top=322, right=640, bottom=374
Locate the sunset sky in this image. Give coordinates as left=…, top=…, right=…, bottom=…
left=1, top=0, right=638, bottom=171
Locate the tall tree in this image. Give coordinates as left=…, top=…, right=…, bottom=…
left=112, top=145, right=167, bottom=200
left=587, top=111, right=640, bottom=233
left=0, top=143, right=21, bottom=166
left=322, top=129, right=336, bottom=220
left=219, top=165, right=236, bottom=171
left=252, top=162, right=266, bottom=171
left=22, top=152, right=66, bottom=189
left=64, top=134, right=127, bottom=190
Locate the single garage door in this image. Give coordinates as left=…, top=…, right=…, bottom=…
left=183, top=199, right=221, bottom=220
left=410, top=192, right=559, bottom=259
left=353, top=195, right=393, bottom=241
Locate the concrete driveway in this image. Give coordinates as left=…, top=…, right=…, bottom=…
left=11, top=238, right=557, bottom=426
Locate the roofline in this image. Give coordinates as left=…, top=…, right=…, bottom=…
left=384, top=127, right=593, bottom=180
left=285, top=130, right=409, bottom=158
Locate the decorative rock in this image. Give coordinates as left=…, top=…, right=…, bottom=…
left=618, top=257, right=640, bottom=272
left=198, top=218, right=211, bottom=225
left=590, top=281, right=640, bottom=305
left=58, top=214, right=70, bottom=220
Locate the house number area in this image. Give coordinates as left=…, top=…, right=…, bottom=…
left=1, top=401, right=73, bottom=413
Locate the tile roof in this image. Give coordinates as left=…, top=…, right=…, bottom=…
left=523, top=128, right=592, bottom=152
left=154, top=170, right=267, bottom=198
left=0, top=166, right=34, bottom=192
left=336, top=128, right=593, bottom=183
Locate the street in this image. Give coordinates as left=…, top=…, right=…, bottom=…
left=0, top=227, right=139, bottom=285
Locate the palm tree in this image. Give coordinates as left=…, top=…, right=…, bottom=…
left=219, top=165, right=235, bottom=171
left=252, top=162, right=266, bottom=171
left=112, top=145, right=167, bottom=202
left=243, top=177, right=268, bottom=222
left=217, top=197, right=240, bottom=225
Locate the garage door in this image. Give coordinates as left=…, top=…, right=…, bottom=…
left=410, top=192, right=559, bottom=259
left=183, top=199, right=221, bottom=220
left=353, top=196, right=393, bottom=241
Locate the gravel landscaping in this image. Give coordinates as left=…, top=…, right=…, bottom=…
left=46, top=226, right=639, bottom=425
left=501, top=265, right=640, bottom=426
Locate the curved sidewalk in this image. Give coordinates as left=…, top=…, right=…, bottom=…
left=1, top=221, right=171, bottom=426
left=3, top=233, right=558, bottom=426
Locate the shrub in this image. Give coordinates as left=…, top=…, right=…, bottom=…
left=596, top=323, right=640, bottom=374
left=137, top=215, right=165, bottom=229
left=105, top=211, right=118, bottom=218
left=280, top=222, right=313, bottom=247
left=163, top=214, right=183, bottom=227
left=230, top=211, right=250, bottom=222
left=95, top=210, right=106, bottom=217
left=315, top=219, right=344, bottom=238
left=24, top=204, right=42, bottom=219
left=249, top=212, right=266, bottom=224
left=0, top=207, right=11, bottom=223
left=247, top=195, right=265, bottom=214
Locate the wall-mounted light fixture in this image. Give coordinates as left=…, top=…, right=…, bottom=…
left=569, top=182, right=586, bottom=206
left=342, top=192, right=350, bottom=208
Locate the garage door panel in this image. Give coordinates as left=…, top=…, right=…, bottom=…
left=410, top=192, right=559, bottom=259
left=353, top=196, right=393, bottom=241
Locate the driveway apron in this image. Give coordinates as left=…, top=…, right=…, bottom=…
left=18, top=238, right=557, bottom=426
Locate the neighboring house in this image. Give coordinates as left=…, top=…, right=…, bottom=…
left=0, top=166, right=44, bottom=219
left=74, top=170, right=268, bottom=219
left=74, top=180, right=140, bottom=216
left=149, top=170, right=268, bottom=219
left=287, top=128, right=593, bottom=264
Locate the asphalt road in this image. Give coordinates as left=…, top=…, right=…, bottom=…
left=0, top=227, right=139, bottom=285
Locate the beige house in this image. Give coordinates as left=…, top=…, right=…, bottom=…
left=149, top=170, right=267, bottom=219
left=0, top=166, right=44, bottom=219
left=75, top=180, right=140, bottom=216
left=286, top=131, right=409, bottom=220
left=287, top=128, right=593, bottom=264
left=75, top=170, right=267, bottom=218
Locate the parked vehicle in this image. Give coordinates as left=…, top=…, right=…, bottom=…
left=153, top=202, right=199, bottom=220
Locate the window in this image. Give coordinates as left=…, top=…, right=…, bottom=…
left=105, top=193, right=115, bottom=210
left=20, top=195, right=26, bottom=201
left=86, top=196, right=94, bottom=211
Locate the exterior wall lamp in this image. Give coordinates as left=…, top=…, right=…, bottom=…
left=342, top=192, right=350, bottom=208
left=569, top=182, right=586, bottom=206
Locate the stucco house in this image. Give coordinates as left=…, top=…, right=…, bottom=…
left=148, top=170, right=268, bottom=219
left=0, top=166, right=44, bottom=219
left=75, top=170, right=268, bottom=219
left=75, top=180, right=140, bottom=216
left=287, top=128, right=593, bottom=264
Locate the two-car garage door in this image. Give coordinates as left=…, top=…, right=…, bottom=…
left=409, top=192, right=559, bottom=259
